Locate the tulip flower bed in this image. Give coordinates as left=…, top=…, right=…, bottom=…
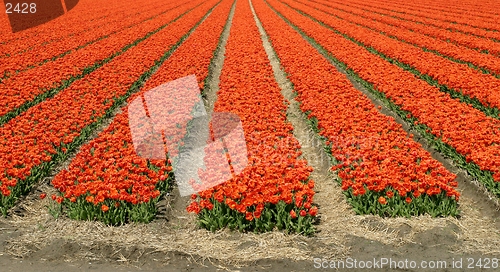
left=330, top=0, right=500, bottom=41
left=0, top=0, right=199, bottom=126
left=342, top=1, right=500, bottom=40
left=326, top=0, right=500, bottom=43
left=343, top=0, right=500, bottom=34
left=0, top=0, right=219, bottom=215
left=264, top=0, right=500, bottom=197
left=50, top=0, right=234, bottom=225
left=0, top=0, right=172, bottom=58
left=0, top=0, right=192, bottom=80
left=284, top=0, right=500, bottom=115
left=3, top=0, right=500, bottom=237
left=306, top=0, right=500, bottom=76
left=186, top=0, right=317, bottom=235
left=253, top=0, right=459, bottom=218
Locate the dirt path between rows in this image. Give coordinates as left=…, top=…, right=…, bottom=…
left=1, top=0, right=500, bottom=271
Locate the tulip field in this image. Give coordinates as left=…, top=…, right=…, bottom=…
left=2, top=0, right=500, bottom=266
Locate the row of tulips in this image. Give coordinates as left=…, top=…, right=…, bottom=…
left=311, top=0, right=500, bottom=57
left=369, top=0, right=495, bottom=13
left=0, top=0, right=176, bottom=52
left=0, top=0, right=191, bottom=81
left=407, top=0, right=500, bottom=15
left=398, top=0, right=500, bottom=24
left=286, top=0, right=500, bottom=116
left=49, top=0, right=234, bottom=225
left=265, top=0, right=500, bottom=197
left=307, top=0, right=500, bottom=76
left=0, top=0, right=115, bottom=43
left=254, top=0, right=460, bottom=218
left=0, top=0, right=218, bottom=215
left=353, top=0, right=500, bottom=32
left=332, top=0, right=500, bottom=41
left=0, top=0, right=170, bottom=58
left=186, top=0, right=317, bottom=235
left=0, top=0, right=197, bottom=125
